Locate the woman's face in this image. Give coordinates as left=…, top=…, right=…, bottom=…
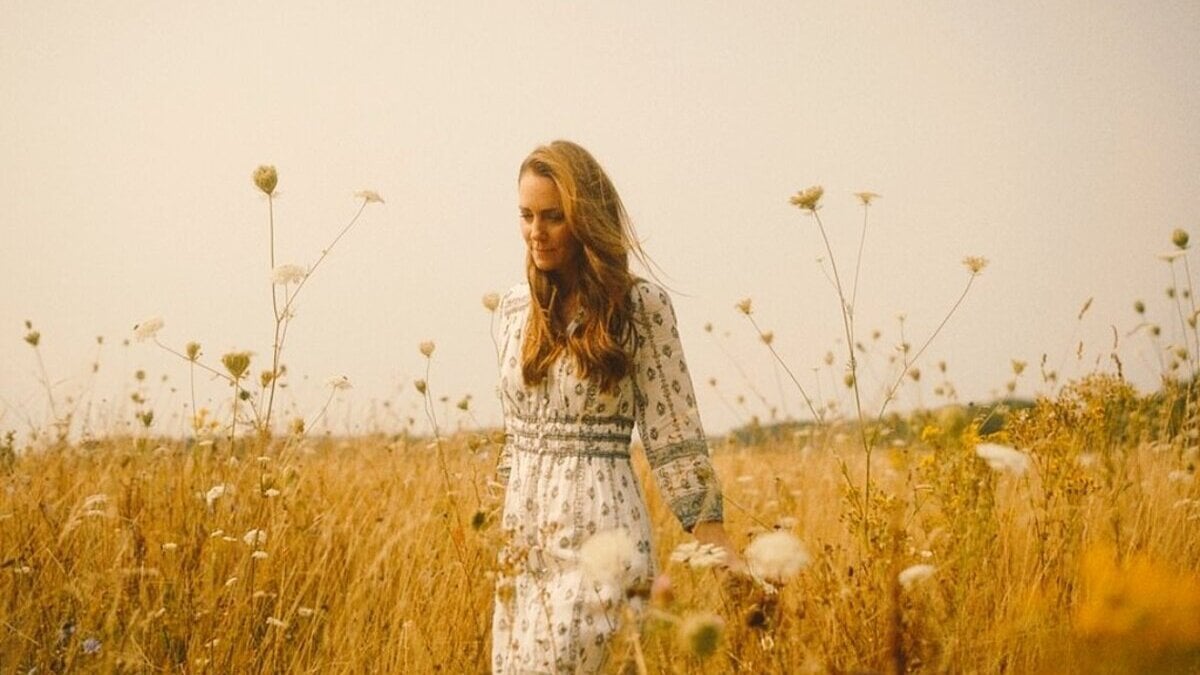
left=519, top=172, right=581, bottom=275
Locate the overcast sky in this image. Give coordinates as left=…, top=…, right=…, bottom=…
left=2, top=1, right=1198, bottom=441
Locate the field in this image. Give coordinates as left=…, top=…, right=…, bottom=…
left=2, top=374, right=1199, bottom=673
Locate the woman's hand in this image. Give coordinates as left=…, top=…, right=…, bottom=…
left=691, top=520, right=748, bottom=575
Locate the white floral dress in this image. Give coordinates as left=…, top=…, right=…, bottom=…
left=491, top=279, right=724, bottom=674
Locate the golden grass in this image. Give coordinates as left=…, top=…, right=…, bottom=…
left=3, top=379, right=1199, bottom=674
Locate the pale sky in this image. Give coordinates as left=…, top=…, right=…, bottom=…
left=2, top=1, right=1198, bottom=440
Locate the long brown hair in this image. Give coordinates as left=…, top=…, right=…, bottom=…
left=519, top=140, right=648, bottom=393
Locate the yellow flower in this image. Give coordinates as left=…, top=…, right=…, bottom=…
left=962, top=255, right=989, bottom=275
left=789, top=185, right=824, bottom=211
left=854, top=191, right=880, bottom=206
left=253, top=165, right=278, bottom=196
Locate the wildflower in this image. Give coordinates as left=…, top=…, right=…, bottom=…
left=242, top=529, right=268, bottom=547
left=1172, top=228, right=1190, bottom=250
left=298, top=607, right=315, bottom=617
left=1168, top=470, right=1194, bottom=485
left=679, top=612, right=724, bottom=658
left=854, top=191, right=880, bottom=206
left=482, top=292, right=501, bottom=312
left=251, top=551, right=269, bottom=560
left=789, top=185, right=824, bottom=211
left=186, top=341, right=202, bottom=361
left=224, top=576, right=239, bottom=587
left=735, top=298, right=753, bottom=315
left=457, top=395, right=471, bottom=411
left=962, top=256, right=989, bottom=275
left=975, top=443, right=1030, bottom=475
left=1133, top=300, right=1145, bottom=315
left=204, top=484, right=230, bottom=509
left=898, top=564, right=937, bottom=589
left=82, top=637, right=102, bottom=655
left=579, top=528, right=637, bottom=587
left=669, top=541, right=728, bottom=569
left=414, top=379, right=427, bottom=395
left=1158, top=251, right=1185, bottom=263
left=263, top=488, right=281, bottom=498
left=24, top=330, right=40, bottom=347
left=265, top=617, right=288, bottom=629
left=253, top=165, right=278, bottom=196
left=354, top=189, right=384, bottom=204
left=760, top=331, right=774, bottom=346
left=745, top=531, right=809, bottom=583
left=326, top=374, right=352, bottom=390
left=221, top=351, right=251, bottom=380
left=843, top=373, right=856, bottom=388
left=133, top=316, right=165, bottom=342
left=777, top=516, right=799, bottom=529
left=270, top=264, right=307, bottom=285
left=419, top=341, right=436, bottom=358
left=289, top=418, right=305, bottom=435
left=1011, top=359, right=1027, bottom=376
left=162, top=542, right=178, bottom=551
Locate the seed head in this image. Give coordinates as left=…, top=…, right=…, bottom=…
left=271, top=264, right=307, bottom=286
left=23, top=330, right=40, bottom=347
left=679, top=612, right=724, bottom=658
left=854, top=191, right=880, bottom=206
left=789, top=185, right=824, bottom=212
left=1011, top=359, right=1027, bottom=376
left=419, top=341, right=436, bottom=358
left=962, top=256, right=989, bottom=275
left=253, top=165, right=278, bottom=196
left=325, top=375, right=352, bottom=390
left=898, top=564, right=937, bottom=589
left=1133, top=300, right=1145, bottom=315
left=186, top=342, right=202, bottom=361
left=735, top=298, right=753, bottom=315
left=482, top=292, right=501, bottom=312
left=133, top=316, right=165, bottom=342
left=221, top=351, right=252, bottom=380
left=414, top=379, right=427, bottom=394
left=745, top=530, right=809, bottom=583
left=354, top=189, right=384, bottom=204
left=760, top=331, right=774, bottom=346
left=1172, top=228, right=1190, bottom=250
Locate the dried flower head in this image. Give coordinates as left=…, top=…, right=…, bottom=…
left=1011, top=359, right=1027, bottom=376
left=271, top=264, right=307, bottom=286
left=24, top=330, right=40, bottom=347
left=185, top=341, right=202, bottom=361
left=669, top=541, right=728, bottom=569
left=414, top=379, right=427, bottom=395
left=735, top=298, right=753, bottom=315
left=253, top=165, right=278, bottom=196
left=221, top=351, right=252, bottom=380
left=419, top=341, right=436, bottom=358
left=975, top=442, right=1030, bottom=475
left=745, top=531, right=809, bottom=583
left=133, top=316, right=165, bottom=342
left=678, top=612, right=724, bottom=658
left=854, top=191, right=880, bottom=206
left=326, top=375, right=352, bottom=390
left=354, top=189, right=384, bottom=204
left=1172, top=228, right=1190, bottom=250
left=579, top=528, right=637, bottom=587
left=760, top=331, right=774, bottom=346
left=789, top=185, right=824, bottom=211
left=242, top=529, right=267, bottom=547
left=898, top=564, right=937, bottom=589
left=482, top=292, right=501, bottom=312
left=962, top=256, right=989, bottom=275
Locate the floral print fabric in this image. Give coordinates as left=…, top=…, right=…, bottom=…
left=491, top=279, right=723, bottom=674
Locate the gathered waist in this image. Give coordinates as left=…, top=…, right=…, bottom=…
left=505, top=413, right=634, bottom=459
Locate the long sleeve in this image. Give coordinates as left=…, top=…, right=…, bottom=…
left=494, top=285, right=527, bottom=489
left=630, top=281, right=724, bottom=532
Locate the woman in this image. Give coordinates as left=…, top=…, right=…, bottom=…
left=491, top=140, right=742, bottom=674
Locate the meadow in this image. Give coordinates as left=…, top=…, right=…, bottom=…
left=2, top=171, right=1198, bottom=673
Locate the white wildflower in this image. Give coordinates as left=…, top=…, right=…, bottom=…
left=251, top=551, right=269, bottom=560
left=297, top=607, right=315, bottom=617
left=898, top=564, right=937, bottom=589
left=81, top=494, right=108, bottom=510
left=161, top=542, right=178, bottom=552
left=1168, top=469, right=1194, bottom=485
left=224, top=576, right=238, bottom=587
left=265, top=617, right=288, bottom=629
left=1077, top=453, right=1098, bottom=468
left=745, top=531, right=809, bottom=583
left=263, top=488, right=281, bottom=498
left=205, top=484, right=231, bottom=509
left=325, top=375, right=352, bottom=390
left=133, top=316, right=164, bottom=342
left=669, top=541, right=727, bottom=569
left=579, top=528, right=637, bottom=587
left=270, top=264, right=307, bottom=286
left=243, top=529, right=267, bottom=547
left=975, top=443, right=1030, bottom=475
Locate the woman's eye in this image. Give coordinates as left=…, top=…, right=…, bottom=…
left=520, top=213, right=533, bottom=223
